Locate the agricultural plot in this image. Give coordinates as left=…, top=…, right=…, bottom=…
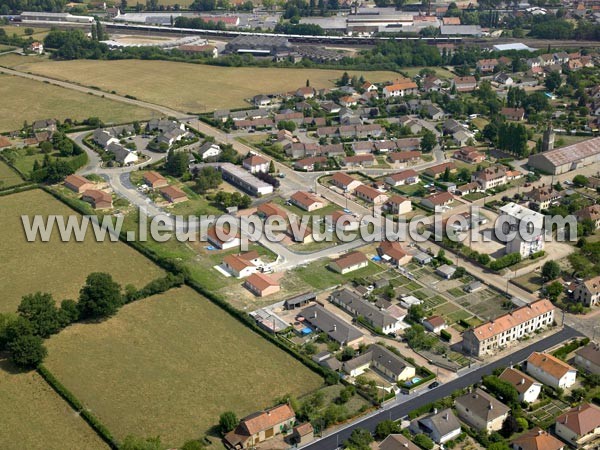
left=454, top=288, right=508, bottom=321
left=45, top=286, right=323, bottom=447
left=0, top=189, right=164, bottom=312
left=0, top=359, right=108, bottom=450
left=0, top=160, right=23, bottom=188
left=10, top=59, right=399, bottom=112
left=0, top=73, right=156, bottom=132
left=526, top=399, right=570, bottom=426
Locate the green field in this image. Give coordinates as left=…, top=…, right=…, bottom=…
left=0, top=73, right=156, bottom=132
left=0, top=359, right=108, bottom=450
left=0, top=160, right=23, bottom=187
left=0, top=189, right=165, bottom=312
left=294, top=259, right=384, bottom=290
left=7, top=59, right=399, bottom=112
left=45, top=286, right=323, bottom=446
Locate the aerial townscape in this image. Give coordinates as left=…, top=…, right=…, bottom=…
left=4, top=0, right=600, bottom=448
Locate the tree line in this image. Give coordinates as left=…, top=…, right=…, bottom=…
left=0, top=272, right=184, bottom=370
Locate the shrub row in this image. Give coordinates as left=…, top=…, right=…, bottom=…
left=0, top=183, right=38, bottom=197
left=37, top=365, right=118, bottom=449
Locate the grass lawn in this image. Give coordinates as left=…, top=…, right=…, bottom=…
left=400, top=66, right=455, bottom=79
left=470, top=117, right=489, bottom=131
left=45, top=286, right=323, bottom=447
left=0, top=358, right=108, bottom=450
left=294, top=259, right=384, bottom=290
left=0, top=189, right=165, bottom=313
left=512, top=273, right=544, bottom=293
left=0, top=25, right=50, bottom=38
left=9, top=59, right=399, bottom=112
left=3, top=146, right=87, bottom=178
left=0, top=160, right=23, bottom=187
left=0, top=73, right=156, bottom=132
left=463, top=192, right=486, bottom=201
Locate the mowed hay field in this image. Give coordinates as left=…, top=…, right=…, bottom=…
left=45, top=286, right=323, bottom=446
left=0, top=189, right=165, bottom=312
left=9, top=59, right=399, bottom=111
left=0, top=160, right=23, bottom=188
left=0, top=359, right=108, bottom=450
left=0, top=74, right=156, bottom=132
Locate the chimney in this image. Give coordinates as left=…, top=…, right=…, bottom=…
left=333, top=324, right=337, bottom=332
left=538, top=429, right=543, bottom=435
left=489, top=404, right=494, bottom=410
left=444, top=413, right=449, bottom=421
left=521, top=378, right=525, bottom=385
left=433, top=408, right=438, bottom=415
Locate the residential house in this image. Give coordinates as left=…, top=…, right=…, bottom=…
left=573, top=275, right=600, bottom=307
left=498, top=202, right=545, bottom=257
left=501, top=107, right=525, bottom=121
left=294, top=156, right=327, bottom=171
left=243, top=154, right=270, bottom=173
left=526, top=352, right=577, bottom=389
left=331, top=172, right=362, bottom=192
left=206, top=226, right=241, bottom=250
left=462, top=299, right=555, bottom=357
left=223, top=403, right=295, bottom=449
left=64, top=174, right=94, bottom=194
left=385, top=169, right=419, bottom=187
left=455, top=388, right=510, bottom=432
left=32, top=119, right=57, bottom=132
left=423, top=316, right=447, bottom=334
left=454, top=146, right=485, bottom=164
left=472, top=166, right=507, bottom=190
left=300, top=304, right=363, bottom=347
left=452, top=129, right=473, bottom=147
left=555, top=403, right=600, bottom=447
left=29, top=41, right=44, bottom=54
left=342, top=344, right=415, bottom=381
left=575, top=341, right=600, bottom=375
left=422, top=104, right=445, bottom=120
left=197, top=142, right=222, bottom=160
left=377, top=241, right=411, bottom=266
left=222, top=251, right=261, bottom=278
left=476, top=58, right=498, bottom=73
left=455, top=182, right=481, bottom=196
left=413, top=408, right=461, bottom=444
left=160, top=185, right=188, bottom=204
left=330, top=290, right=403, bottom=335
left=81, top=190, right=112, bottom=210
left=343, top=154, right=375, bottom=168
left=499, top=367, right=542, bottom=404
left=387, top=151, right=421, bottom=167
left=373, top=140, right=397, bottom=153
left=385, top=195, right=412, bottom=215
left=290, top=191, right=324, bottom=212
left=421, top=191, right=454, bottom=210
left=329, top=251, right=368, bottom=275
left=383, top=80, right=419, bottom=98
left=453, top=76, right=478, bottom=92
left=295, top=87, right=315, bottom=99
left=422, top=75, right=444, bottom=93
left=524, top=185, right=561, bottom=210
left=143, top=171, right=168, bottom=189
left=510, top=427, right=565, bottom=450
left=93, top=128, right=120, bottom=148
left=355, top=184, right=388, bottom=204
left=424, top=162, right=456, bottom=179
left=244, top=273, right=280, bottom=297
left=351, top=141, right=374, bottom=155
left=395, top=137, right=421, bottom=152
left=376, top=434, right=420, bottom=450
left=494, top=72, right=514, bottom=86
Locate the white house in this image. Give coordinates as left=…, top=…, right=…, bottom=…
left=242, top=154, right=270, bottom=173
left=555, top=403, right=600, bottom=447
left=197, top=142, right=222, bottom=160
left=499, top=367, right=542, bottom=404
left=222, top=251, right=260, bottom=278
left=526, top=352, right=577, bottom=389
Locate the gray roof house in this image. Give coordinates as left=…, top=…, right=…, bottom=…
left=435, top=264, right=456, bottom=279
left=342, top=344, right=415, bottom=382
left=455, top=388, right=510, bottom=432
left=300, top=304, right=363, bottom=347
left=414, top=408, right=461, bottom=444
left=330, top=289, right=402, bottom=334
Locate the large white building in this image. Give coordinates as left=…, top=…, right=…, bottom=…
left=462, top=299, right=555, bottom=357
left=498, top=202, right=545, bottom=257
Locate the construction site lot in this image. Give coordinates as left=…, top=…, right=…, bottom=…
left=3, top=58, right=399, bottom=112
left=0, top=189, right=165, bottom=313
left=0, top=72, right=156, bottom=132
left=44, top=286, right=323, bottom=448
left=0, top=359, right=108, bottom=450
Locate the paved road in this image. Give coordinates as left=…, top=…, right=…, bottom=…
left=302, top=325, right=581, bottom=450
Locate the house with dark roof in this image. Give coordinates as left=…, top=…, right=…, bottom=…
left=412, top=408, right=461, bottom=444
left=342, top=344, right=415, bottom=381
left=572, top=275, right=600, bottom=308
left=300, top=304, right=363, bottom=347
left=455, top=388, right=510, bottom=432
left=575, top=341, right=600, bottom=375
left=330, top=288, right=403, bottom=334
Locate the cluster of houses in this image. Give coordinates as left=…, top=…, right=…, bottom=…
left=142, top=171, right=188, bottom=204
left=64, top=174, right=113, bottom=210
left=92, top=125, right=139, bottom=166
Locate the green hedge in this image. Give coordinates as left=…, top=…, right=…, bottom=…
left=440, top=329, right=452, bottom=342
left=38, top=365, right=119, bottom=449
left=0, top=183, right=38, bottom=197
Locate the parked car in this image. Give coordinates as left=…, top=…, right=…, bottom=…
left=428, top=381, right=440, bottom=389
